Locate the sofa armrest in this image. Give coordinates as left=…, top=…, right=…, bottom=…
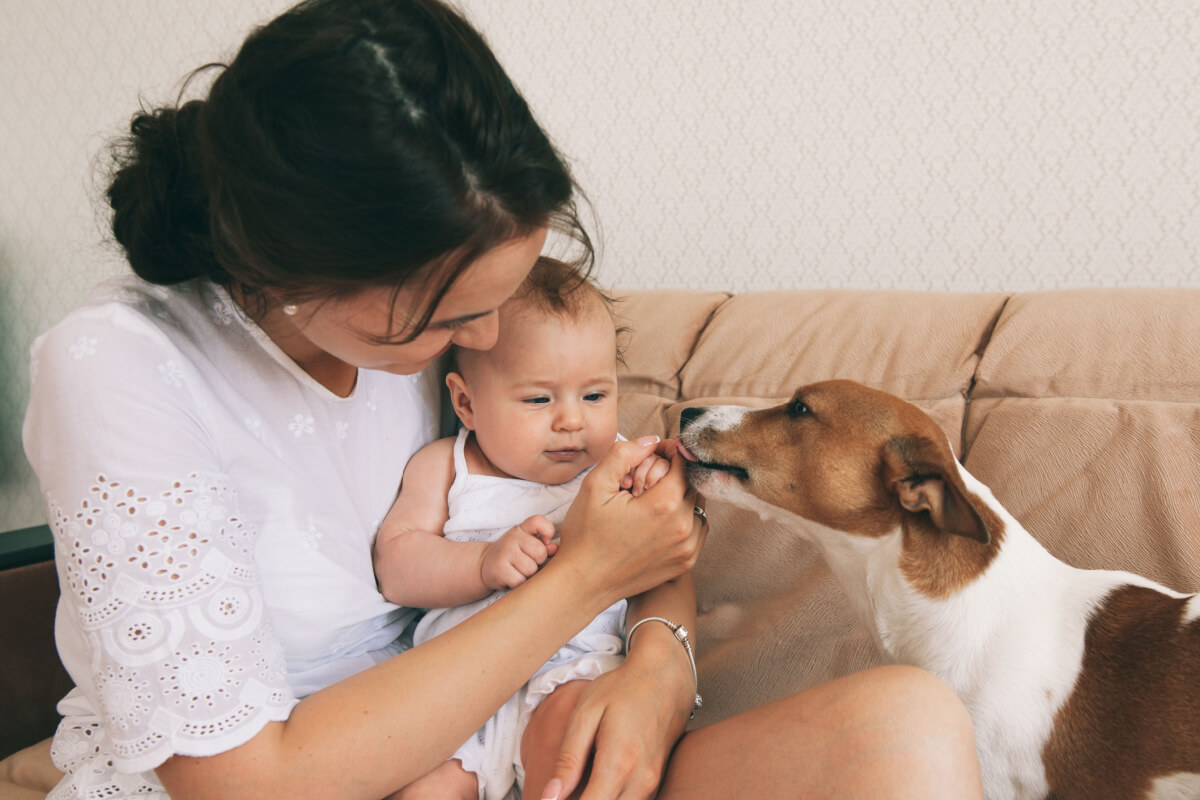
left=0, top=526, right=54, bottom=572
left=0, top=526, right=72, bottom=760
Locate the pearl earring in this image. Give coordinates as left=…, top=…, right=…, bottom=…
left=282, top=302, right=299, bottom=316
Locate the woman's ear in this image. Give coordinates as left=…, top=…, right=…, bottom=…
left=445, top=371, right=476, bottom=430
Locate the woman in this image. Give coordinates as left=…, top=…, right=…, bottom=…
left=21, top=0, right=983, bottom=797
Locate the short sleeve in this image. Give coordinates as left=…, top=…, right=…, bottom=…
left=23, top=303, right=298, bottom=774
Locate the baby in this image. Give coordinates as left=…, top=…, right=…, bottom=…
left=373, top=257, right=670, bottom=799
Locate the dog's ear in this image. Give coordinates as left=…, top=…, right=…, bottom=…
left=883, top=435, right=991, bottom=544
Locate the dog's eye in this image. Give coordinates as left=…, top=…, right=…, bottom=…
left=788, top=399, right=811, bottom=418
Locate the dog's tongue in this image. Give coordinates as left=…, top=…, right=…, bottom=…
left=676, top=441, right=700, bottom=462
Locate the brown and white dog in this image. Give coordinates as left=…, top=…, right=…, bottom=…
left=678, top=380, right=1200, bottom=800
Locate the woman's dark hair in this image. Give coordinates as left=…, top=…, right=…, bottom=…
left=106, top=0, right=592, bottom=339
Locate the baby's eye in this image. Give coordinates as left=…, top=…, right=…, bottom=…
left=524, top=396, right=550, bottom=405
left=584, top=392, right=606, bottom=402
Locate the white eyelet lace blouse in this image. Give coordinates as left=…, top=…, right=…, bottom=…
left=22, top=277, right=442, bottom=799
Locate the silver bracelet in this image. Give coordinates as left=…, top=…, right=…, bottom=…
left=625, top=616, right=703, bottom=719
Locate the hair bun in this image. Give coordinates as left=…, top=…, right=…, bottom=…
left=107, top=101, right=219, bottom=285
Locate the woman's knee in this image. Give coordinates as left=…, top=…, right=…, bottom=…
left=0, top=738, right=61, bottom=793
left=659, top=666, right=982, bottom=799
left=805, top=666, right=981, bottom=798
left=862, top=664, right=974, bottom=736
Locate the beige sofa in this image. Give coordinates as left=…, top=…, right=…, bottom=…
left=615, top=288, right=1200, bottom=726
left=4, top=287, right=1200, bottom=795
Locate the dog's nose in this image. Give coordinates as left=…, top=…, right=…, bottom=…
left=679, top=407, right=704, bottom=430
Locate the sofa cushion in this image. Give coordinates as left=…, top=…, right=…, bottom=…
left=677, top=291, right=1005, bottom=398
left=967, top=289, right=1200, bottom=593
left=965, top=397, right=1200, bottom=592
left=615, top=287, right=1200, bottom=729
left=0, top=561, right=72, bottom=759
left=615, top=290, right=730, bottom=442
left=973, top=289, right=1200, bottom=403
left=616, top=290, right=730, bottom=401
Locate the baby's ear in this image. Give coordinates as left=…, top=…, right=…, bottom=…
left=445, top=372, right=476, bottom=430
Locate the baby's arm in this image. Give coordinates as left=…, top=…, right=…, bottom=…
left=373, top=438, right=558, bottom=608
left=373, top=437, right=492, bottom=608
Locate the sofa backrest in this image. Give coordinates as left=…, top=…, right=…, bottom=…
left=616, top=288, right=1200, bottom=726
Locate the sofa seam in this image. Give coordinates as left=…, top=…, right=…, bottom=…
left=666, top=293, right=732, bottom=435
left=673, top=292, right=733, bottom=399
left=960, top=293, right=1013, bottom=463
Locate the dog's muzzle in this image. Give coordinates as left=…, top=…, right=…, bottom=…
left=679, top=406, right=705, bottom=430
left=678, top=406, right=752, bottom=484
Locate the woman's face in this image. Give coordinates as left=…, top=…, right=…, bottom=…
left=275, top=228, right=548, bottom=376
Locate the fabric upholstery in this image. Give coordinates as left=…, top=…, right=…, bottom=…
left=615, top=288, right=1200, bottom=728
left=0, top=561, right=72, bottom=758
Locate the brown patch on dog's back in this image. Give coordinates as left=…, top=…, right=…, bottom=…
left=1042, top=585, right=1200, bottom=799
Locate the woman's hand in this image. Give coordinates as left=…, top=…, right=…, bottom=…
left=554, top=437, right=704, bottom=610
left=539, top=625, right=697, bottom=800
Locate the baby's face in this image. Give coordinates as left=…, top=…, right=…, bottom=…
left=458, top=302, right=619, bottom=485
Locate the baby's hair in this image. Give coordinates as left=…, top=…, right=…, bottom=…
left=451, top=256, right=628, bottom=375
left=511, top=256, right=618, bottom=323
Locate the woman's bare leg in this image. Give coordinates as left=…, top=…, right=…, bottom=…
left=0, top=738, right=61, bottom=796
left=659, top=665, right=983, bottom=800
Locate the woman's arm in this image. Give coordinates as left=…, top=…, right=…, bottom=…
left=624, top=572, right=700, bottom=714
left=156, top=436, right=700, bottom=800
left=540, top=570, right=700, bottom=800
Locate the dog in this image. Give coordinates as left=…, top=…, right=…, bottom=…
left=678, top=379, right=1200, bottom=800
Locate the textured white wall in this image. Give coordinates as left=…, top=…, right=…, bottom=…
left=4, top=1, right=1200, bottom=530
left=1, top=0, right=293, bottom=530
left=472, top=0, right=1200, bottom=291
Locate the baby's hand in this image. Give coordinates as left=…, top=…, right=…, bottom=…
left=480, top=514, right=559, bottom=591
left=619, top=451, right=671, bottom=497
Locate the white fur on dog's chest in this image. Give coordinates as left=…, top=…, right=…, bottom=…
left=819, top=519, right=1096, bottom=800
left=827, top=500, right=1195, bottom=800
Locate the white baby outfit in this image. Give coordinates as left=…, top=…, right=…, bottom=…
left=412, top=428, right=627, bottom=800
left=22, top=277, right=442, bottom=798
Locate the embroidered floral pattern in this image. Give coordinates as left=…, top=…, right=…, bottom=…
left=161, top=640, right=244, bottom=710
left=288, top=414, right=314, bottom=437
left=45, top=473, right=296, bottom=782
left=94, top=666, right=153, bottom=733
left=28, top=276, right=440, bottom=796
left=210, top=300, right=234, bottom=326
left=157, top=360, right=184, bottom=388
left=244, top=417, right=267, bottom=443
left=302, top=517, right=323, bottom=550
left=69, top=336, right=98, bottom=360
